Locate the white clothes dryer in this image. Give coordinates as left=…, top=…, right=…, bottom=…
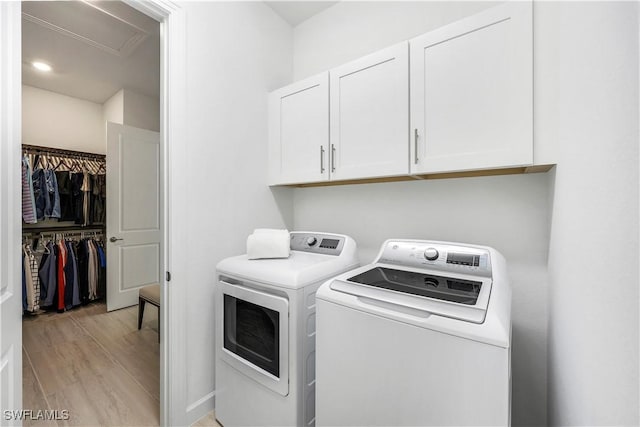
left=316, top=239, right=512, bottom=426
left=215, top=232, right=359, bottom=427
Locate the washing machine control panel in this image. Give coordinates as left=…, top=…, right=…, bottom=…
left=290, top=232, right=345, bottom=256
left=377, top=241, right=492, bottom=277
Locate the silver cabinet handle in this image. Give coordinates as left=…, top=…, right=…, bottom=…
left=109, top=237, right=123, bottom=243
left=331, top=144, right=336, bottom=172
left=320, top=146, right=325, bottom=173
left=414, top=128, right=419, bottom=164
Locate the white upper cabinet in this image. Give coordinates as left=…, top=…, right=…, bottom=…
left=409, top=1, right=533, bottom=174
left=268, top=72, right=329, bottom=185
left=329, top=42, right=409, bottom=181
left=268, top=1, right=534, bottom=186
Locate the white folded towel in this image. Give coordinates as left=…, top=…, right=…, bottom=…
left=247, top=229, right=290, bottom=260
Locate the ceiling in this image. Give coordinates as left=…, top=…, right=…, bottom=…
left=21, top=1, right=335, bottom=104
left=22, top=1, right=160, bottom=104
left=265, top=1, right=338, bottom=27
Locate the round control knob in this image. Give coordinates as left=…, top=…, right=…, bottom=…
left=306, top=237, right=318, bottom=246
left=424, top=247, right=439, bottom=261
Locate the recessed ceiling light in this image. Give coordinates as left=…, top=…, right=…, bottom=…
left=32, top=61, right=52, bottom=72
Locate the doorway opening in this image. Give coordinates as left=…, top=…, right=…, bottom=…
left=20, top=1, right=162, bottom=424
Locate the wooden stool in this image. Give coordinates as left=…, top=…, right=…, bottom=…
left=138, top=284, right=160, bottom=341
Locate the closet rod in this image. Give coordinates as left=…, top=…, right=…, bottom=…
left=22, top=226, right=105, bottom=235
left=35, top=230, right=104, bottom=239
left=22, top=144, right=105, bottom=161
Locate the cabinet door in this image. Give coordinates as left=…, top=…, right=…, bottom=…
left=268, top=72, right=329, bottom=185
left=330, top=42, right=409, bottom=181
left=410, top=1, right=532, bottom=174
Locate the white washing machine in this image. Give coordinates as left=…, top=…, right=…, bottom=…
left=316, top=239, right=512, bottom=426
left=215, top=232, right=359, bottom=427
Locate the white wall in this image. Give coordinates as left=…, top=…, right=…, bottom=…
left=23, top=85, right=159, bottom=156
left=103, top=88, right=159, bottom=132
left=22, top=85, right=105, bottom=154
left=541, top=2, right=639, bottom=425
left=103, top=89, right=124, bottom=127
left=293, top=1, right=498, bottom=81
left=291, top=2, right=549, bottom=425
left=123, top=90, right=159, bottom=132
left=177, top=2, right=293, bottom=423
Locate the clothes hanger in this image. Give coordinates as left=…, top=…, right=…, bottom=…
left=41, top=237, right=50, bottom=254
left=71, top=158, right=82, bottom=173
left=61, top=157, right=72, bottom=171
left=51, top=156, right=62, bottom=170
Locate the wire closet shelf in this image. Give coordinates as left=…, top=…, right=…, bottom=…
left=22, top=144, right=106, bottom=175
left=22, top=145, right=106, bottom=233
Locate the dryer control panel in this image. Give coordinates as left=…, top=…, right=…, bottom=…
left=377, top=240, right=492, bottom=277
left=290, top=232, right=346, bottom=256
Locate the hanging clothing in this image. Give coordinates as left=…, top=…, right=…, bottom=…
left=91, top=174, right=106, bottom=225
left=31, top=167, right=62, bottom=221
left=22, top=146, right=106, bottom=226
left=29, top=248, right=41, bottom=310
left=96, top=242, right=106, bottom=267
left=26, top=235, right=104, bottom=315
left=44, top=169, right=61, bottom=219
left=57, top=241, right=67, bottom=313
left=23, top=246, right=36, bottom=312
left=96, top=241, right=106, bottom=299
left=83, top=175, right=91, bottom=227
left=22, top=146, right=108, bottom=315
left=22, top=244, right=41, bottom=313
left=87, top=240, right=98, bottom=300
left=22, top=253, right=27, bottom=312
left=39, top=243, right=57, bottom=307
left=67, top=241, right=81, bottom=307
left=32, top=169, right=49, bottom=221
left=63, top=241, right=74, bottom=310
left=22, top=156, right=37, bottom=224
left=71, top=173, right=85, bottom=225
left=55, top=170, right=75, bottom=222
left=76, top=239, right=90, bottom=304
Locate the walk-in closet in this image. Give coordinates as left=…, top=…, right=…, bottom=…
left=22, top=145, right=107, bottom=314
left=20, top=2, right=162, bottom=425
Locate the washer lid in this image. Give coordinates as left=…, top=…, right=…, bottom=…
left=217, top=251, right=359, bottom=289
left=325, top=262, right=492, bottom=324
left=348, top=266, right=483, bottom=306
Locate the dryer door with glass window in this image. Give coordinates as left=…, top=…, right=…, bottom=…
left=219, top=279, right=289, bottom=396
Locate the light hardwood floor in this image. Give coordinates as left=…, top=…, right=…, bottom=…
left=191, top=411, right=221, bottom=427
left=23, top=302, right=160, bottom=426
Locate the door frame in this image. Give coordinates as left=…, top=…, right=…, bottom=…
left=1, top=1, right=189, bottom=425
left=0, top=2, right=24, bottom=422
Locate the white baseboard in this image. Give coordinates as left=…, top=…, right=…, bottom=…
left=186, top=391, right=216, bottom=426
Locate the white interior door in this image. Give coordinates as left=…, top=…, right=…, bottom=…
left=106, top=122, right=161, bottom=311
left=1, top=2, right=22, bottom=422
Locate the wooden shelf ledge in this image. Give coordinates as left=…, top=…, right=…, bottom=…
left=287, top=164, right=555, bottom=188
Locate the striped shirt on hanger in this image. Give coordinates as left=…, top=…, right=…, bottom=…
left=22, top=156, right=37, bottom=224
